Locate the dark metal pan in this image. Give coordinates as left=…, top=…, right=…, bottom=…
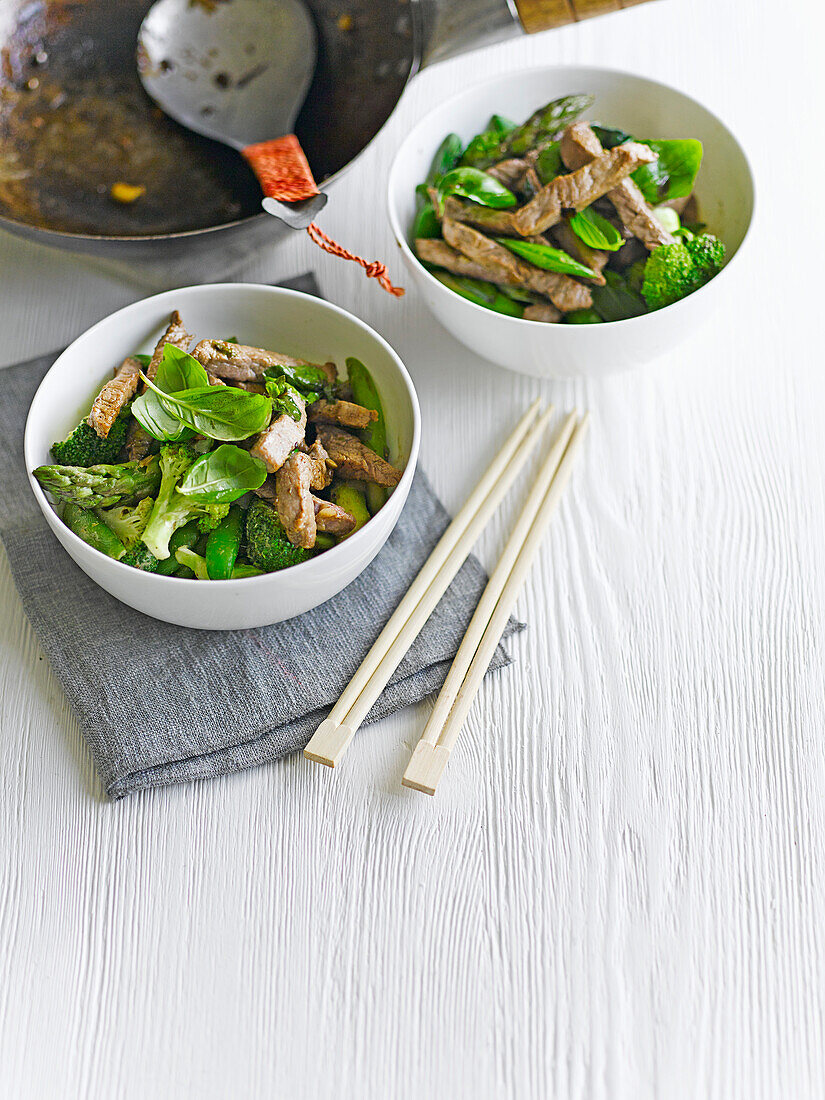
left=0, top=0, right=653, bottom=283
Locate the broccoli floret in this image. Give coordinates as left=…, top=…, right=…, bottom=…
left=51, top=410, right=130, bottom=467
left=121, top=544, right=160, bottom=572
left=685, top=233, right=725, bottom=283
left=245, top=498, right=314, bottom=572
left=140, top=443, right=230, bottom=560
left=641, top=241, right=697, bottom=309
left=642, top=234, right=726, bottom=310
left=174, top=546, right=210, bottom=580
left=96, top=497, right=154, bottom=549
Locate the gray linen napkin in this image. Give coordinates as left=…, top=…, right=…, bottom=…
left=0, top=275, right=522, bottom=798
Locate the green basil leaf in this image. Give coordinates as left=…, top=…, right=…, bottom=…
left=140, top=373, right=272, bottom=440
left=535, top=141, right=563, bottom=185
left=495, top=237, right=598, bottom=280
left=436, top=167, right=517, bottom=211
left=132, top=353, right=152, bottom=368
left=177, top=444, right=268, bottom=502
left=569, top=207, right=624, bottom=251
left=632, top=139, right=703, bottom=203
left=154, top=344, right=209, bottom=394
left=590, top=271, right=649, bottom=322
left=264, top=378, right=305, bottom=422
left=263, top=361, right=331, bottom=398
left=591, top=124, right=632, bottom=148
left=131, top=390, right=194, bottom=442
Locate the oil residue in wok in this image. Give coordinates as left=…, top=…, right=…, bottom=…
left=0, top=0, right=414, bottom=238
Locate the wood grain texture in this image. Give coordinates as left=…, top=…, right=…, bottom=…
left=2, top=0, right=824, bottom=1096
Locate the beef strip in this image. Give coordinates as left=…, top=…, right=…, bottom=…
left=144, top=310, right=192, bottom=385
left=125, top=419, right=153, bottom=462
left=442, top=217, right=592, bottom=313
left=512, top=141, right=657, bottom=236
left=549, top=220, right=608, bottom=284
left=307, top=399, right=378, bottom=430
left=416, top=238, right=504, bottom=282
left=315, top=425, right=403, bottom=487
left=314, top=499, right=356, bottom=536
left=304, top=440, right=333, bottom=490
left=249, top=397, right=307, bottom=473
left=88, top=356, right=141, bottom=439
left=486, top=158, right=529, bottom=190
left=192, top=339, right=335, bottom=383
left=559, top=123, right=674, bottom=250
left=275, top=452, right=317, bottom=549
left=440, top=196, right=520, bottom=236
left=522, top=303, right=562, bottom=323
left=252, top=474, right=355, bottom=535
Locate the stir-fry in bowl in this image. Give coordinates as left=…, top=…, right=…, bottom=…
left=388, top=67, right=754, bottom=378
left=25, top=284, right=420, bottom=628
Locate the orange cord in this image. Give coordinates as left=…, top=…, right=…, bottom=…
left=306, top=222, right=405, bottom=297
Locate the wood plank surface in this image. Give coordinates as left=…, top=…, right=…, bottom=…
left=1, top=0, right=824, bottom=1096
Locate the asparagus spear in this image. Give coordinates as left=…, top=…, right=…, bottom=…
left=33, top=456, right=161, bottom=508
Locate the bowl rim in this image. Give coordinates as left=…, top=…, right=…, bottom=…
left=387, top=63, right=757, bottom=331
left=25, top=281, right=421, bottom=587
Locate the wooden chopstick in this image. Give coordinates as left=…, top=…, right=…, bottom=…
left=403, top=412, right=590, bottom=796
left=304, top=399, right=553, bottom=767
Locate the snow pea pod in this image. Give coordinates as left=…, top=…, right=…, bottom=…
left=331, top=482, right=370, bottom=540
left=426, top=133, right=463, bottom=187
left=494, top=237, right=598, bottom=280
left=155, top=520, right=200, bottom=575
left=346, top=357, right=389, bottom=514
left=432, top=271, right=524, bottom=318
left=436, top=167, right=517, bottom=210
left=412, top=202, right=441, bottom=240
left=205, top=505, right=244, bottom=580
left=63, top=503, right=125, bottom=560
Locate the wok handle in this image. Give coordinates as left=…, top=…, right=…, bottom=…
left=241, top=135, right=319, bottom=203
left=514, top=0, right=655, bottom=34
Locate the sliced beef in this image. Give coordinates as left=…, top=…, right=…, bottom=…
left=307, top=399, right=378, bottom=430
left=144, top=310, right=192, bottom=385
left=249, top=397, right=307, bottom=473
left=314, top=499, right=356, bottom=536
left=522, top=303, right=562, bottom=323
left=304, top=440, right=333, bottom=490
left=275, top=452, right=316, bottom=549
left=441, top=196, right=520, bottom=236
left=253, top=476, right=279, bottom=503
left=549, top=220, right=608, bottom=284
left=125, top=420, right=153, bottom=462
left=416, top=238, right=504, bottom=282
left=560, top=123, right=675, bottom=251
left=315, top=425, right=403, bottom=487
left=512, top=141, right=657, bottom=236
left=88, top=356, right=141, bottom=439
left=192, top=339, right=334, bottom=382
left=486, top=158, right=529, bottom=190
left=443, top=217, right=592, bottom=313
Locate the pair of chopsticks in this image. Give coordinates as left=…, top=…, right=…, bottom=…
left=303, top=399, right=589, bottom=794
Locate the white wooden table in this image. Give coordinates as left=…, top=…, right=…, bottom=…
left=2, top=3, right=823, bottom=1096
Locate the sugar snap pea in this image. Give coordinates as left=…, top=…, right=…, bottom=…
left=205, top=505, right=244, bottom=580
left=63, top=504, right=126, bottom=560
left=431, top=272, right=524, bottom=318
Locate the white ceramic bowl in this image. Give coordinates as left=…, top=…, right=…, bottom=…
left=25, top=283, right=420, bottom=630
left=388, top=66, right=755, bottom=379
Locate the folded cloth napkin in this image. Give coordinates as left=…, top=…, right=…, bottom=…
left=0, top=274, right=523, bottom=799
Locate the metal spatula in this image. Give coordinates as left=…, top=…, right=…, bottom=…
left=137, top=0, right=327, bottom=228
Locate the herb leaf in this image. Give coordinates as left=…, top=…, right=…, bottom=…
left=590, top=271, right=649, bottom=322
left=495, top=237, right=599, bottom=279
left=435, top=167, right=517, bottom=211
left=632, top=139, right=703, bottom=203
left=154, top=344, right=209, bottom=394
left=177, top=444, right=268, bottom=502
left=569, top=207, right=624, bottom=251
left=264, top=378, right=306, bottom=421
left=131, top=391, right=194, bottom=441
left=139, top=373, right=272, bottom=440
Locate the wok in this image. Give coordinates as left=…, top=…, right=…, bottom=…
left=0, top=0, right=654, bottom=284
